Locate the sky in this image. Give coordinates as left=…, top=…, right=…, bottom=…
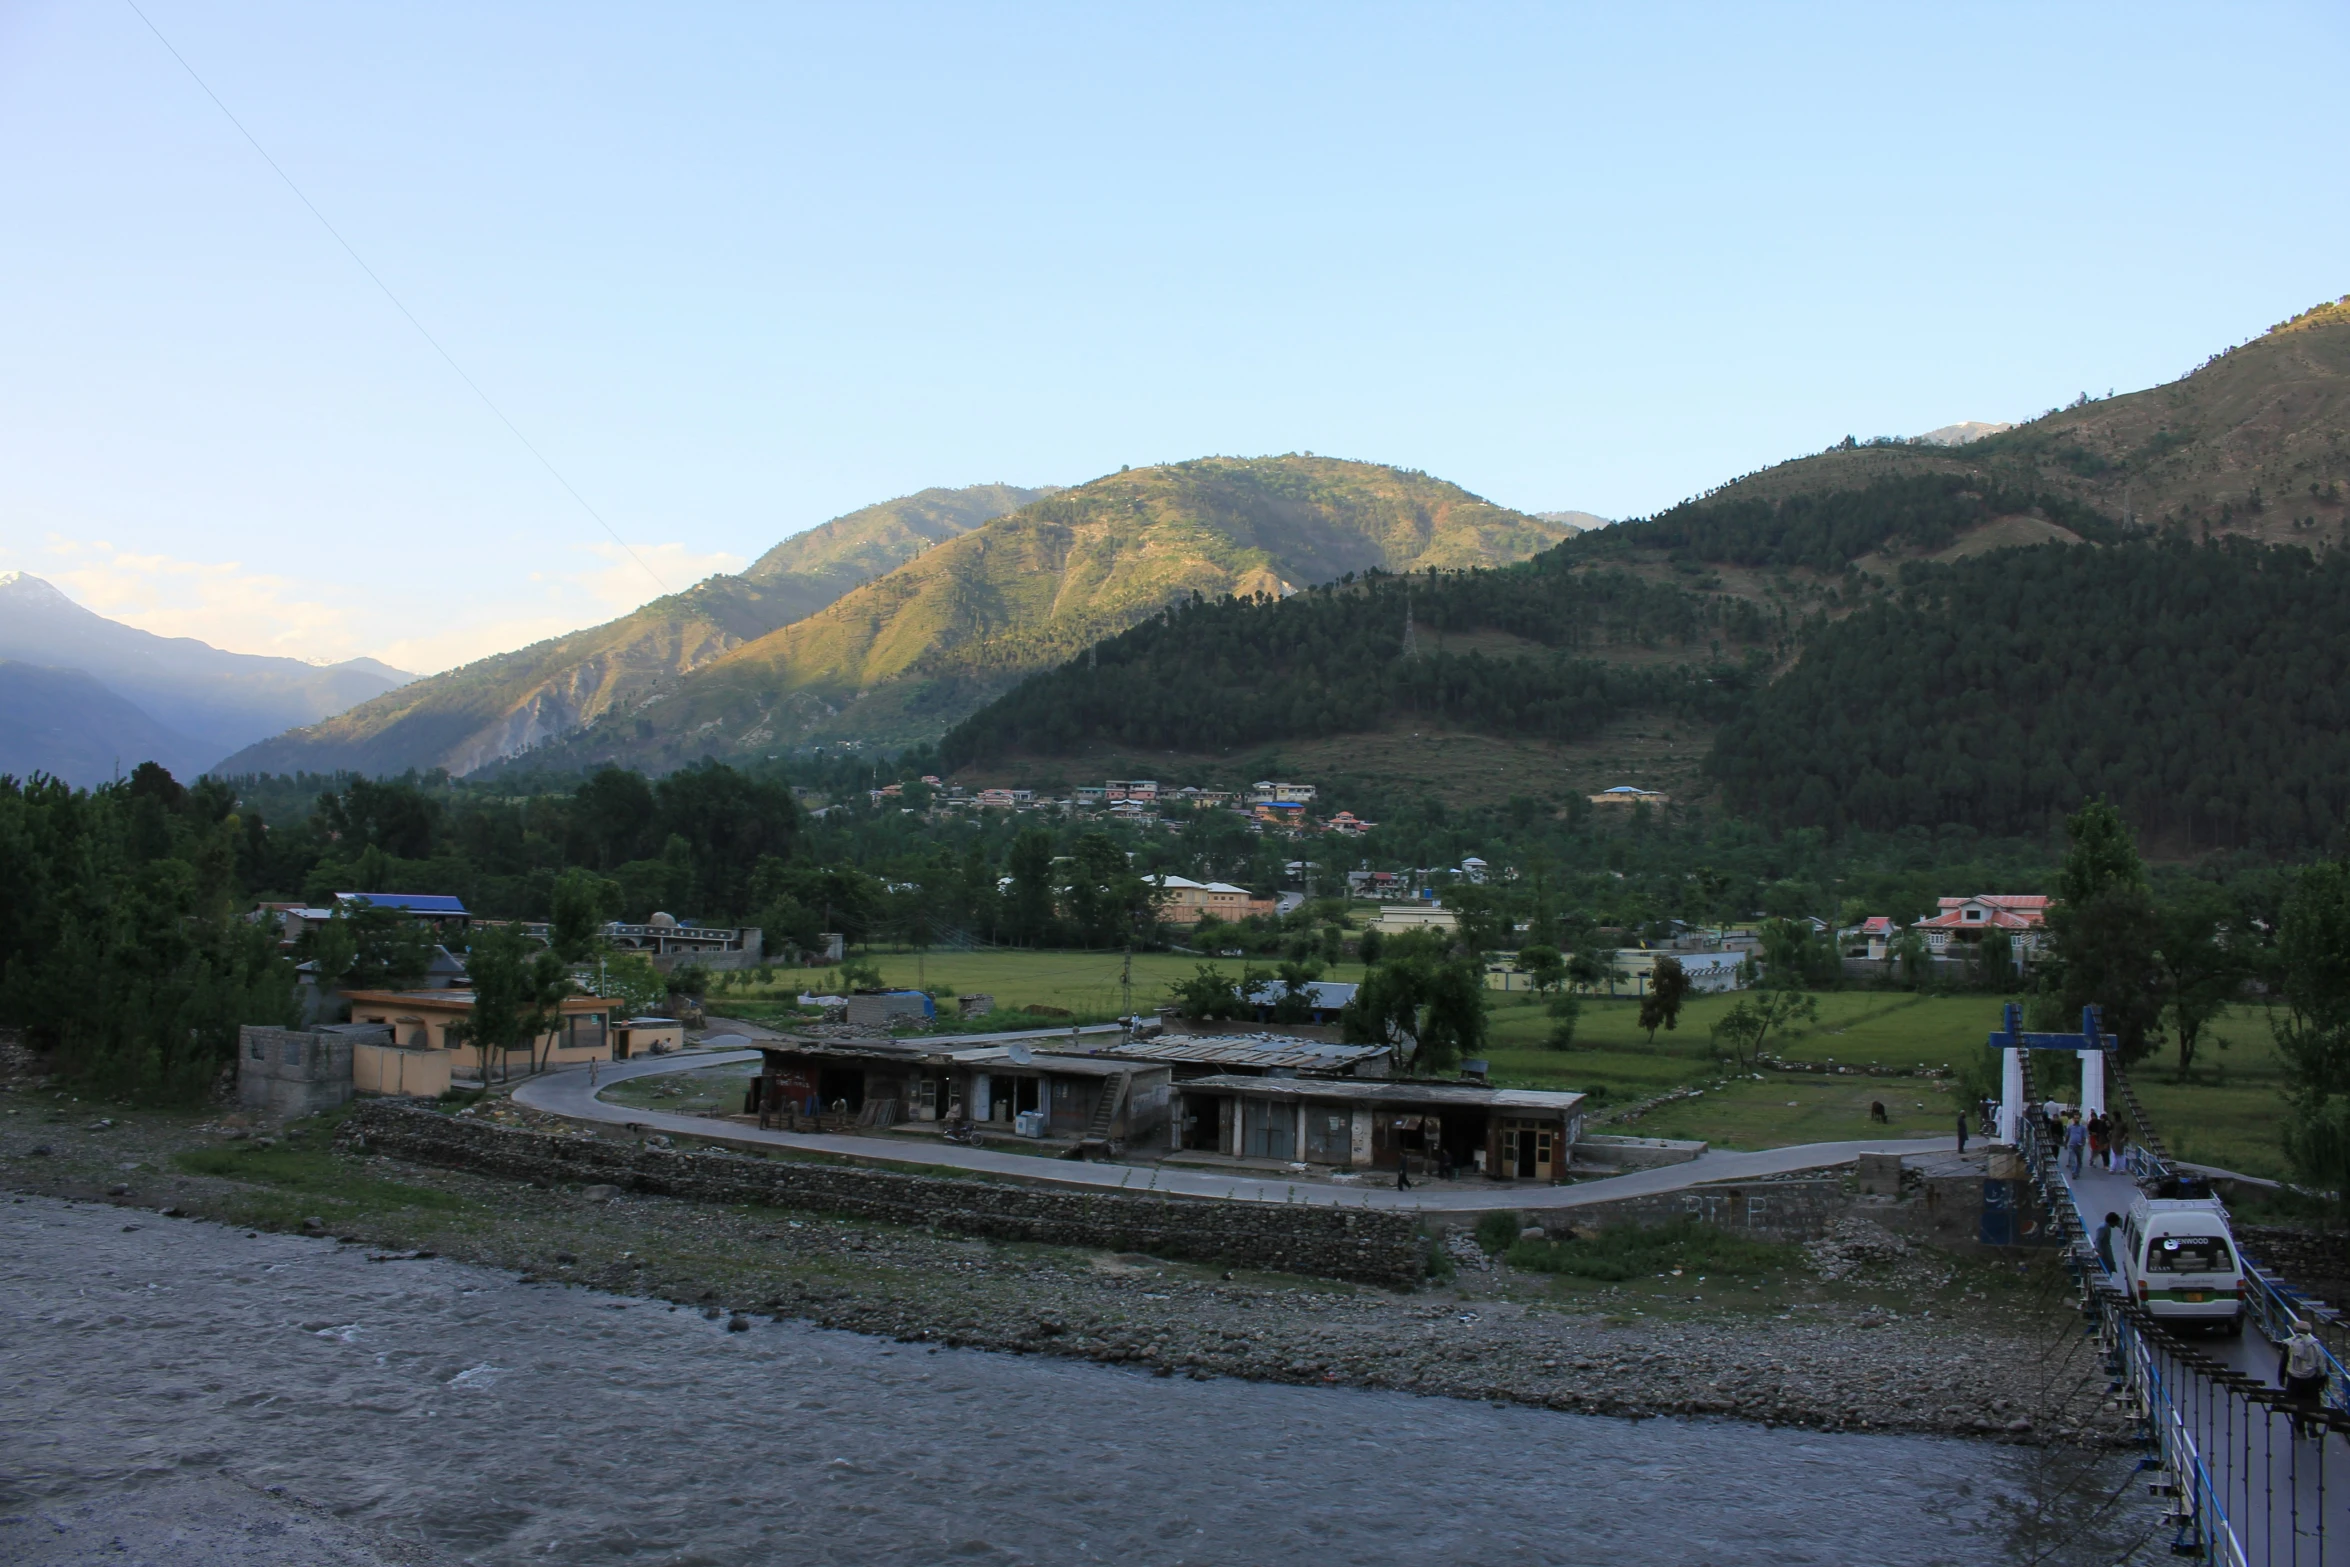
left=2, top=3, right=2345, bottom=675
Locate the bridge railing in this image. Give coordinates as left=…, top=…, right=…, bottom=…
left=2018, top=1085, right=2254, bottom=1564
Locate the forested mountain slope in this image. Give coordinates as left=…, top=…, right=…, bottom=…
left=940, top=555, right=1769, bottom=766
left=215, top=483, right=1047, bottom=779
left=503, top=456, right=1575, bottom=771
left=1705, top=538, right=2350, bottom=851
left=1594, top=293, right=2350, bottom=547
left=948, top=299, right=2350, bottom=850
left=0, top=661, right=217, bottom=786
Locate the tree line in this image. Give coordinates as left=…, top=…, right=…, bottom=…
left=1708, top=537, right=2350, bottom=852
left=941, top=564, right=1770, bottom=764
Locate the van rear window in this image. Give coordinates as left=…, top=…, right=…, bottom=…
left=2147, top=1235, right=2233, bottom=1274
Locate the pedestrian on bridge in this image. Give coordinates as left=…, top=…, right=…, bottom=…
left=2281, top=1319, right=2328, bottom=1436
left=2064, top=1115, right=2087, bottom=1177
left=2088, top=1114, right=2110, bottom=1170
left=1955, top=1112, right=1968, bottom=1154
left=2094, top=1212, right=2121, bottom=1274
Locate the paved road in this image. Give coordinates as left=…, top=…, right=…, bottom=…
left=512, top=1051, right=1954, bottom=1213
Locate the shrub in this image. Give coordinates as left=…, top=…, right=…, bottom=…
left=1474, top=1210, right=1525, bottom=1255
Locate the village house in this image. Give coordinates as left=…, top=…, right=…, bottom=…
left=1105, top=779, right=1159, bottom=802
left=1600, top=948, right=1748, bottom=996
left=336, top=891, right=472, bottom=934
left=1171, top=1076, right=1584, bottom=1182
left=1913, top=895, right=2048, bottom=963
left=1587, top=785, right=1668, bottom=807
left=1841, top=915, right=1901, bottom=960
left=591, top=912, right=764, bottom=971
left=1372, top=903, right=1459, bottom=934
left=341, top=987, right=621, bottom=1079
left=1153, top=875, right=1275, bottom=924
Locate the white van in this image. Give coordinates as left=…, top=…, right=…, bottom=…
left=2119, top=1190, right=2246, bottom=1333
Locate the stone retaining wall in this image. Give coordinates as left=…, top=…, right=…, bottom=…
left=1525, top=1178, right=1855, bottom=1242
left=338, top=1101, right=1424, bottom=1286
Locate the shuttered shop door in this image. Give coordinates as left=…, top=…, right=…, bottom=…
left=1241, top=1099, right=1294, bottom=1160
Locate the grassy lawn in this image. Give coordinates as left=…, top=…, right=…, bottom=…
left=2127, top=1005, right=2295, bottom=1181
left=714, top=948, right=1369, bottom=1021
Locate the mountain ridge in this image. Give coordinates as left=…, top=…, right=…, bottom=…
left=214, top=483, right=1051, bottom=779
left=0, top=572, right=412, bottom=770
left=493, top=455, right=1576, bottom=773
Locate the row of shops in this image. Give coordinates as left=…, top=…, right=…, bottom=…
left=744, top=1032, right=1585, bottom=1183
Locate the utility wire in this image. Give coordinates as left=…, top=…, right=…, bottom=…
left=122, top=0, right=669, bottom=599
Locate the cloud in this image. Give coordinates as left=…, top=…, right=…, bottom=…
left=42, top=537, right=365, bottom=661
left=33, top=536, right=749, bottom=678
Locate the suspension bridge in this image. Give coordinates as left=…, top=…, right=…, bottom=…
left=1994, top=1003, right=2349, bottom=1563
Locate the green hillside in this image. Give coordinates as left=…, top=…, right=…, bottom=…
left=947, top=297, right=2350, bottom=850
left=507, top=455, right=1575, bottom=770
left=214, top=483, right=1048, bottom=779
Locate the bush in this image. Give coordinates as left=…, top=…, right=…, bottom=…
left=1505, top=1217, right=1792, bottom=1282
left=1474, top=1210, right=1525, bottom=1255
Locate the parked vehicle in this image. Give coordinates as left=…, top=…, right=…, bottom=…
left=2119, top=1187, right=2246, bottom=1334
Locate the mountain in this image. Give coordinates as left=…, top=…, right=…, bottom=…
left=1534, top=510, right=1610, bottom=532
left=1915, top=422, right=2013, bottom=447
left=0, top=573, right=409, bottom=770
left=506, top=455, right=1579, bottom=771
left=1648, top=294, right=2350, bottom=536
left=944, top=297, right=2350, bottom=848
left=0, top=660, right=217, bottom=786
left=214, top=483, right=1050, bottom=779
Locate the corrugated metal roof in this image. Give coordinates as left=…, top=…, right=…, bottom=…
left=338, top=892, right=470, bottom=916
left=1175, top=1074, right=1583, bottom=1111
left=1096, top=1034, right=1387, bottom=1070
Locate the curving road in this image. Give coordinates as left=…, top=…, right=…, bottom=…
left=511, top=1050, right=1953, bottom=1214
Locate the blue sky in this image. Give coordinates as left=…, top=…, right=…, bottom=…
left=2, top=3, right=2344, bottom=672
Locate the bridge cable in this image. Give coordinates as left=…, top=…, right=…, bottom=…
left=120, top=0, right=670, bottom=601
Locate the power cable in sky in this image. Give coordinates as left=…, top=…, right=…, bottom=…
left=122, top=0, right=670, bottom=600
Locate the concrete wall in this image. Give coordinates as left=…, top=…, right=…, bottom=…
left=238, top=1024, right=382, bottom=1118
left=339, top=1101, right=1426, bottom=1286
left=1575, top=1134, right=1707, bottom=1170
left=352, top=1042, right=450, bottom=1099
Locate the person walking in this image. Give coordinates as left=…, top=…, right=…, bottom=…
left=2064, top=1114, right=2087, bottom=1177
left=2281, top=1319, right=2328, bottom=1436
left=2088, top=1113, right=2110, bottom=1171
left=1956, top=1111, right=1968, bottom=1153
left=2109, top=1117, right=2130, bottom=1171
left=587, top=1057, right=600, bottom=1090
left=2093, top=1211, right=2121, bottom=1274
left=1395, top=1156, right=1412, bottom=1192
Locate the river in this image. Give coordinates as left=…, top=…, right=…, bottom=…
left=1, top=1195, right=2116, bottom=1565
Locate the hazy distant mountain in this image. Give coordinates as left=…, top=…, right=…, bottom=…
left=1915, top=421, right=2014, bottom=447
left=1533, top=510, right=1610, bottom=532
left=215, top=483, right=1052, bottom=779
left=0, top=660, right=216, bottom=786
left=512, top=455, right=1580, bottom=770
left=0, top=573, right=410, bottom=775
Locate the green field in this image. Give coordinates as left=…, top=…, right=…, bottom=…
left=708, top=947, right=2299, bottom=1178
left=1489, top=990, right=2297, bottom=1175
left=714, top=948, right=1369, bottom=1022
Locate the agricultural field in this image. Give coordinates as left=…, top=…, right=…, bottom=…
left=711, top=948, right=1367, bottom=1023
left=1485, top=989, right=2297, bottom=1176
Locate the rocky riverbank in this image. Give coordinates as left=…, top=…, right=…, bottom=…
left=0, top=1074, right=2130, bottom=1447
